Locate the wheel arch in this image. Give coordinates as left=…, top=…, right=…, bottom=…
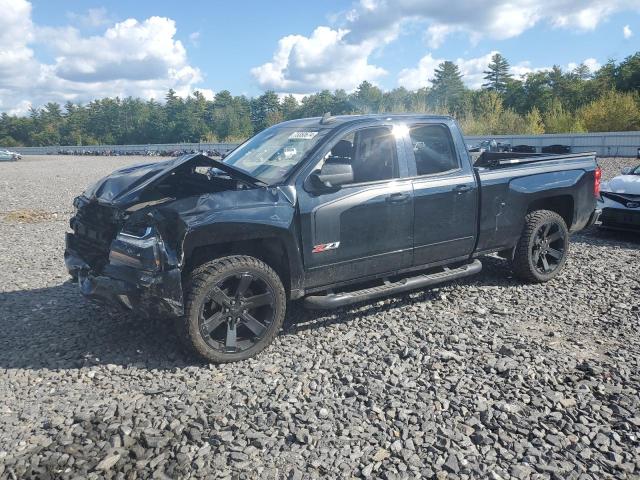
left=526, top=195, right=575, bottom=229
left=181, top=222, right=304, bottom=298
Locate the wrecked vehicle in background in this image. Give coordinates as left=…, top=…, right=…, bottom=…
left=0, top=149, right=21, bottom=161
left=467, top=139, right=511, bottom=153
left=65, top=114, right=600, bottom=363
left=599, top=163, right=640, bottom=232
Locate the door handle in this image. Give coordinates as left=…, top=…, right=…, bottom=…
left=454, top=184, right=473, bottom=194
left=386, top=192, right=410, bottom=203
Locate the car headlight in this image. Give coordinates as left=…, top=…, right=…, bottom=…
left=109, top=227, right=162, bottom=270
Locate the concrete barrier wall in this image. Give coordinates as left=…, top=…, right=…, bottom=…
left=3, top=142, right=240, bottom=156
left=464, top=131, right=640, bottom=157
left=3, top=131, right=640, bottom=157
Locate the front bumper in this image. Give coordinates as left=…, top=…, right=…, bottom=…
left=65, top=233, right=184, bottom=317
left=599, top=207, right=640, bottom=232
left=586, top=208, right=602, bottom=228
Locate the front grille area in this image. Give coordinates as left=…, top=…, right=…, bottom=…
left=70, top=200, right=122, bottom=271
left=601, top=208, right=640, bottom=231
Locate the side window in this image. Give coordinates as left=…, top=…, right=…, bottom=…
left=409, top=124, right=459, bottom=176
left=317, top=127, right=398, bottom=185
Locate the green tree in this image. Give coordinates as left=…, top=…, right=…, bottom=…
left=3, top=50, right=640, bottom=146
left=524, top=107, right=545, bottom=134
left=482, top=53, right=512, bottom=93
left=579, top=90, right=640, bottom=132
left=298, top=90, right=336, bottom=117
left=616, top=53, right=640, bottom=92
left=251, top=91, right=281, bottom=132
left=351, top=81, right=383, bottom=113
left=543, top=101, right=585, bottom=133
left=281, top=94, right=299, bottom=119
left=593, top=59, right=617, bottom=92
left=429, top=61, right=465, bottom=113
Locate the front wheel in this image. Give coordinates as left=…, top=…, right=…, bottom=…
left=178, top=255, right=286, bottom=363
left=511, top=210, right=569, bottom=283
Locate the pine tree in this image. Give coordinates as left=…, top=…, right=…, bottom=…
left=281, top=94, right=299, bottom=119
left=482, top=53, right=512, bottom=93
left=430, top=61, right=465, bottom=112
left=351, top=81, right=383, bottom=113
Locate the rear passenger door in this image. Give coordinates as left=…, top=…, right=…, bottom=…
left=297, top=125, right=414, bottom=288
left=405, top=123, right=478, bottom=266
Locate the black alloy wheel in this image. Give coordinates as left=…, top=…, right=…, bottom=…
left=511, top=209, right=570, bottom=283
left=179, top=255, right=286, bottom=363
left=531, top=221, right=566, bottom=274
left=199, top=272, right=275, bottom=353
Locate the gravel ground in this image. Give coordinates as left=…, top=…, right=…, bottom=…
left=0, top=155, right=639, bottom=480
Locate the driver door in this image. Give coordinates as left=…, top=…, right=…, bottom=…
left=297, top=126, right=414, bottom=289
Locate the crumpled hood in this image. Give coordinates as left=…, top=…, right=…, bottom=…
left=82, top=153, right=262, bottom=208
left=601, top=174, right=640, bottom=194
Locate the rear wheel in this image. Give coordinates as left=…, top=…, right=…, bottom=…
left=511, top=210, right=569, bottom=283
left=178, top=255, right=286, bottom=363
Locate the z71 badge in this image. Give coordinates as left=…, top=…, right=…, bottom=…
left=312, top=242, right=340, bottom=253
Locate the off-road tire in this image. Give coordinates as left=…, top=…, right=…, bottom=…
left=177, top=255, right=286, bottom=363
left=511, top=209, right=569, bottom=283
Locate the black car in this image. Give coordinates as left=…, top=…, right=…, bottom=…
left=65, top=115, right=601, bottom=362
left=512, top=144, right=537, bottom=153
left=542, top=144, right=571, bottom=154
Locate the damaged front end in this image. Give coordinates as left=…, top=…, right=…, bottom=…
left=64, top=153, right=247, bottom=317
left=65, top=195, right=185, bottom=317
left=64, top=153, right=293, bottom=317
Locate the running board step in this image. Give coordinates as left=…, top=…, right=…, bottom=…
left=304, top=259, right=482, bottom=309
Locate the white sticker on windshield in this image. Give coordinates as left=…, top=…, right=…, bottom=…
left=289, top=131, right=318, bottom=140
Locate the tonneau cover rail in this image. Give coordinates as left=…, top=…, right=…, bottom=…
left=474, top=151, right=597, bottom=169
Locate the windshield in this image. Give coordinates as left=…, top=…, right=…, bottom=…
left=222, top=126, right=326, bottom=184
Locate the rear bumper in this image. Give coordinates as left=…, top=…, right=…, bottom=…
left=65, top=234, right=184, bottom=317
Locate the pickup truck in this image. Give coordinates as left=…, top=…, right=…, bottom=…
left=65, top=114, right=601, bottom=363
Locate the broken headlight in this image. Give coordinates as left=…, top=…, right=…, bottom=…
left=109, top=227, right=162, bottom=270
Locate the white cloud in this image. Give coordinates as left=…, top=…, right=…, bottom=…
left=584, top=58, right=601, bottom=71
left=194, top=88, right=214, bottom=100
left=189, top=31, right=201, bottom=47
left=623, top=24, right=633, bottom=38
left=344, top=0, right=640, bottom=47
left=66, top=7, right=112, bottom=28
left=566, top=58, right=601, bottom=72
left=397, top=53, right=443, bottom=90
left=255, top=0, right=639, bottom=93
left=0, top=0, right=205, bottom=114
left=509, top=61, right=551, bottom=78
left=425, top=24, right=460, bottom=49
left=251, top=26, right=387, bottom=94
left=551, top=5, right=624, bottom=31
left=456, top=52, right=500, bottom=88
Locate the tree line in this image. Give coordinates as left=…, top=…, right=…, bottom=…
left=1, top=52, right=639, bottom=147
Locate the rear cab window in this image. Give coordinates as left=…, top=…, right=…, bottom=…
left=408, top=124, right=459, bottom=176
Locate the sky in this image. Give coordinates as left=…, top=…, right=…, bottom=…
left=1, top=0, right=639, bottom=115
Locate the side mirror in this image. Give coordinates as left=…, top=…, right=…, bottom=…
left=621, top=166, right=632, bottom=175
left=309, top=158, right=354, bottom=190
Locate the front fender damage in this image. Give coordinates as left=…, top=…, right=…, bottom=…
left=119, top=208, right=189, bottom=317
